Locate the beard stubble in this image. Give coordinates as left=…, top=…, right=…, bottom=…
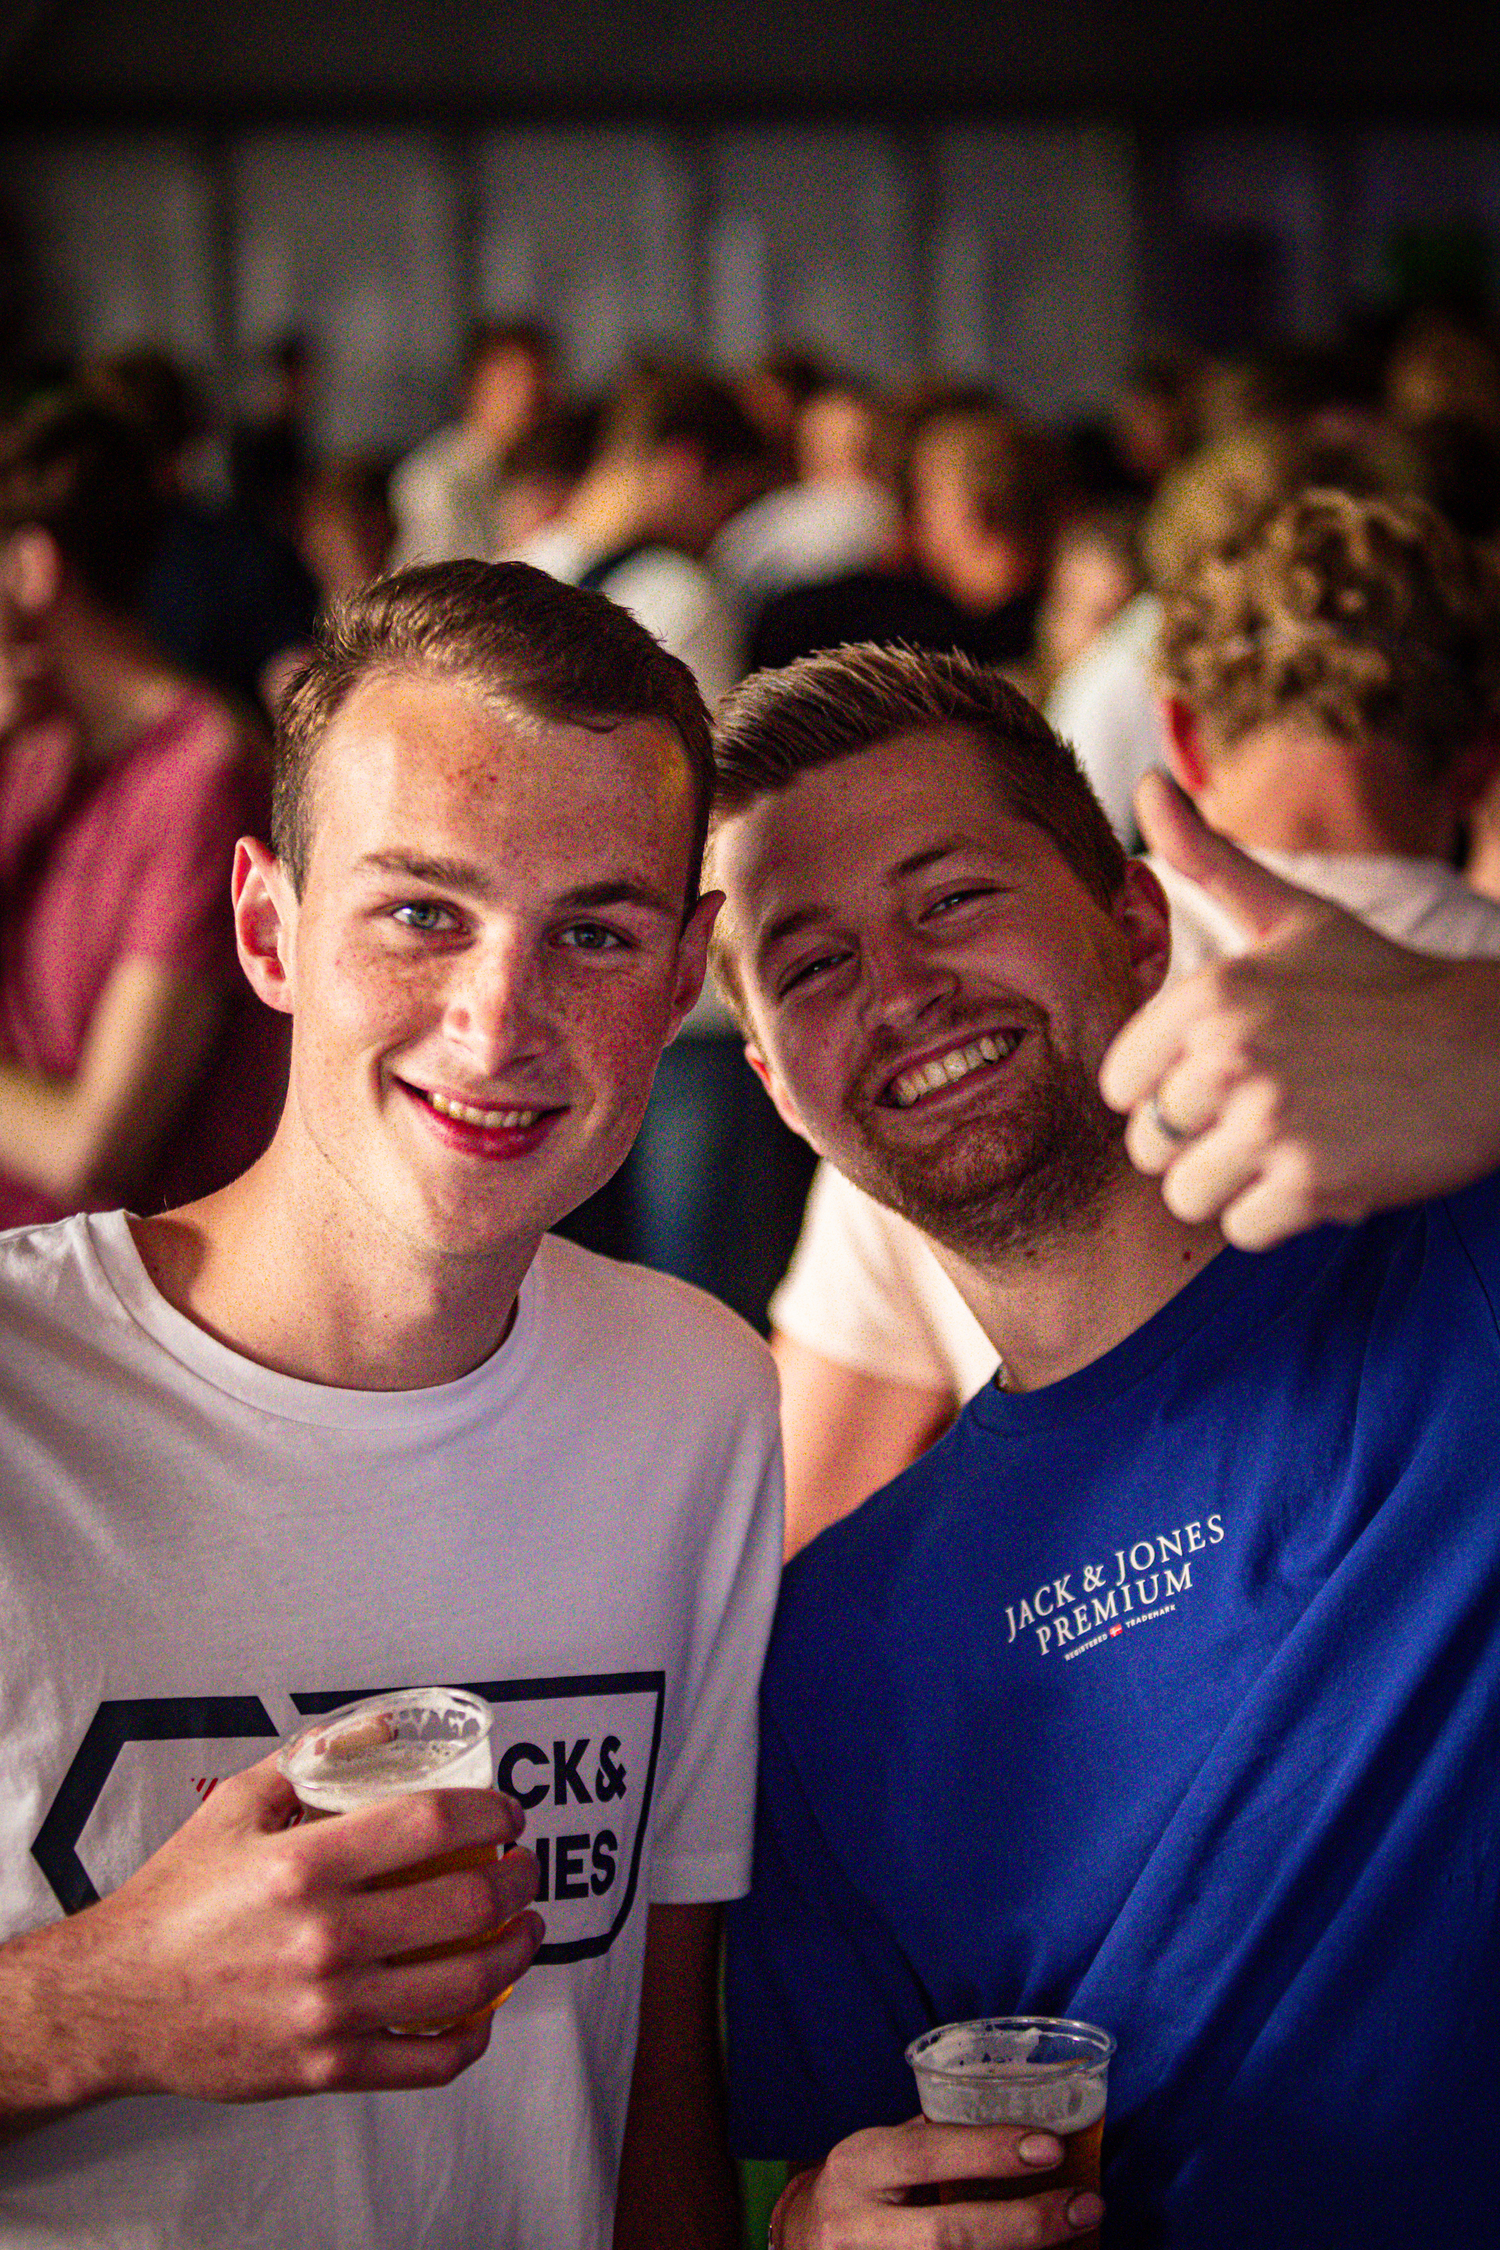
left=844, top=1024, right=1129, bottom=1262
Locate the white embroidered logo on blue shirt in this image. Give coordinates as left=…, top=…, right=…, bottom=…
left=1003, top=1514, right=1226, bottom=1657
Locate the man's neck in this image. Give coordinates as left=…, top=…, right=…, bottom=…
left=1198, top=724, right=1457, bottom=861
left=930, top=1164, right=1225, bottom=1394
left=129, top=1141, right=536, bottom=1394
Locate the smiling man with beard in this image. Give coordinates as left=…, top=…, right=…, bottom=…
left=709, top=652, right=1220, bottom=1388
left=707, top=644, right=1500, bottom=2250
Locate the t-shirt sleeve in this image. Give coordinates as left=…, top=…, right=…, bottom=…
left=647, top=1370, right=784, bottom=1905
left=770, top=1161, right=993, bottom=1396
left=119, top=722, right=262, bottom=983
left=725, top=1687, right=928, bottom=2162
left=1044, top=599, right=1166, bottom=848
left=671, top=583, right=744, bottom=710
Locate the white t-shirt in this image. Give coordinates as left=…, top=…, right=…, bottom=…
left=1045, top=592, right=1168, bottom=844
left=0, top=1215, right=782, bottom=2250
left=770, top=853, right=1500, bottom=1401
left=389, top=424, right=500, bottom=569
left=509, top=525, right=743, bottom=711
left=709, top=478, right=899, bottom=609
left=1152, top=848, right=1500, bottom=976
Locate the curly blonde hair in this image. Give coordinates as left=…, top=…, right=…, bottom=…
left=1157, top=487, right=1500, bottom=781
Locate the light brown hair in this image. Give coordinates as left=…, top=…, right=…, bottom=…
left=709, top=642, right=1127, bottom=1018
left=272, top=559, right=713, bottom=897
left=1157, top=486, right=1500, bottom=780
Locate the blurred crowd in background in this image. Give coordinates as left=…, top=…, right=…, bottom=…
left=5, top=292, right=1500, bottom=1324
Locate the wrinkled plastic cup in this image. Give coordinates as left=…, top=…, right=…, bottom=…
left=279, top=1687, right=511, bottom=2029
left=906, top=2016, right=1113, bottom=2231
left=280, top=1687, right=495, bottom=1812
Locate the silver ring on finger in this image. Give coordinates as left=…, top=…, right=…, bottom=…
left=1148, top=1091, right=1191, bottom=1145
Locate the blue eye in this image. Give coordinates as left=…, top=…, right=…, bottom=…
left=559, top=923, right=626, bottom=952
left=393, top=901, right=453, bottom=932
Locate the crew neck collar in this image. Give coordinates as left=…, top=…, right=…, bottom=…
left=83, top=1207, right=546, bottom=1433
left=967, top=1221, right=1345, bottom=1435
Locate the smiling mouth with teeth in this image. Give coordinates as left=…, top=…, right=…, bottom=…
left=422, top=1089, right=545, bottom=1130
left=887, top=1030, right=1023, bottom=1110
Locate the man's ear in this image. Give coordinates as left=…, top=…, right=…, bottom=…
left=743, top=1040, right=810, bottom=1144
left=233, top=837, right=297, bottom=1014
left=1, top=526, right=63, bottom=618
left=1162, top=697, right=1211, bottom=797
left=1114, top=857, right=1173, bottom=1001
left=666, top=890, right=723, bottom=1036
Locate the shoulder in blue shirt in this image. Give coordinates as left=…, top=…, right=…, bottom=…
left=728, top=1180, right=1500, bottom=2244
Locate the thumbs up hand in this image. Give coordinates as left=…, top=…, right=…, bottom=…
left=1126, top=770, right=1315, bottom=943
left=1100, top=773, right=1500, bottom=1248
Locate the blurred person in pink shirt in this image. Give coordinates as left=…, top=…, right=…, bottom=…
left=0, top=393, right=286, bottom=1229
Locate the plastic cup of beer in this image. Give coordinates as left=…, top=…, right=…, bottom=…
left=278, top=1686, right=511, bottom=2030
left=905, top=2016, right=1113, bottom=2236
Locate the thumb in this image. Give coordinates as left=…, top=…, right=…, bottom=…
left=1135, top=769, right=1306, bottom=942
left=206, top=1751, right=304, bottom=1834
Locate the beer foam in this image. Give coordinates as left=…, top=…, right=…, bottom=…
left=908, top=2022, right=1111, bottom=2132
left=289, top=1735, right=484, bottom=1814
left=915, top=2061, right=1107, bottom=2132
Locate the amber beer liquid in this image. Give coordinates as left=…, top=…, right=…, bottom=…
left=933, top=2107, right=1104, bottom=2208
left=905, top=2017, right=1114, bottom=2245
left=278, top=1688, right=509, bottom=2029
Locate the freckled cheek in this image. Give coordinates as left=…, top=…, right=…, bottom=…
left=553, top=983, right=678, bottom=1098
left=314, top=946, right=442, bottom=1044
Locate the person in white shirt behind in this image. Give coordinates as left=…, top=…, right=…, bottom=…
left=1027, top=503, right=1143, bottom=709
left=770, top=484, right=1500, bottom=1556
left=390, top=318, right=555, bottom=568
left=510, top=364, right=766, bottom=709
left=710, top=375, right=900, bottom=616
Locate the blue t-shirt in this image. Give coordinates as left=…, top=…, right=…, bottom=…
left=727, top=1177, right=1500, bottom=2244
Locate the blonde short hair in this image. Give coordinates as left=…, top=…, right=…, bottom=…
left=1156, top=486, right=1500, bottom=780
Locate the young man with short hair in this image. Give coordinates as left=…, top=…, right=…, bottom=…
left=769, top=486, right=1500, bottom=1556
left=710, top=641, right=1500, bottom=2249
left=0, top=561, right=781, bottom=2250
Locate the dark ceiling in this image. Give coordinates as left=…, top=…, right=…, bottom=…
left=1, top=0, right=1498, bottom=127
